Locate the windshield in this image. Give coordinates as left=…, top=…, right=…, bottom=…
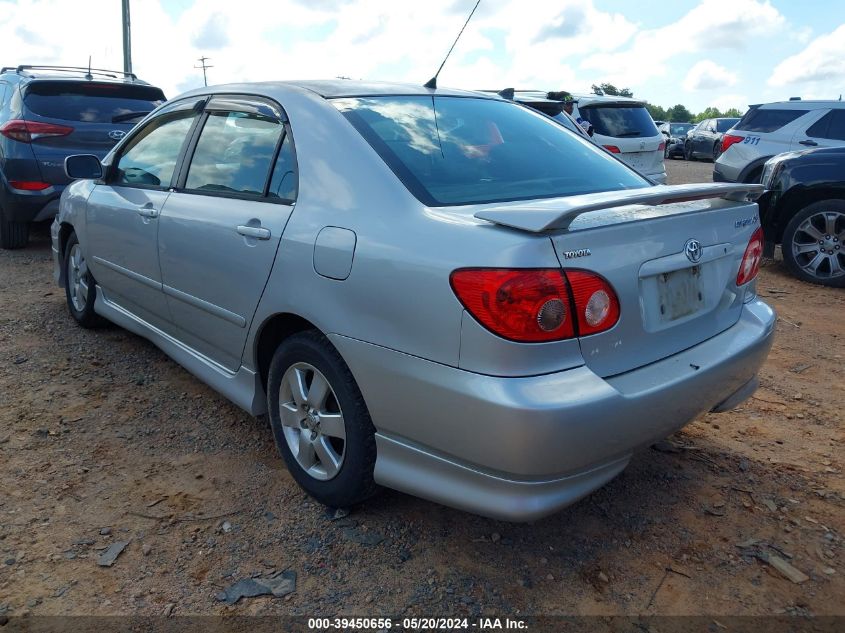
left=579, top=104, right=659, bottom=138
left=333, top=96, right=648, bottom=206
left=670, top=123, right=693, bottom=135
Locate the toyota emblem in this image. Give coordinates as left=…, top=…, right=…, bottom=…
left=684, top=238, right=702, bottom=263
left=108, top=130, right=126, bottom=141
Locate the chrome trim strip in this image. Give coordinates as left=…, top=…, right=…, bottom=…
left=92, top=256, right=162, bottom=290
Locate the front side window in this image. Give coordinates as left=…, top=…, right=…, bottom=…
left=578, top=104, right=659, bottom=138
left=333, top=96, right=648, bottom=207
left=114, top=112, right=197, bottom=188
left=185, top=111, right=283, bottom=196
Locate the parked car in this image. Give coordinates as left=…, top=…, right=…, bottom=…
left=658, top=121, right=694, bottom=159
left=683, top=117, right=739, bottom=162
left=715, top=100, right=845, bottom=183
left=757, top=147, right=845, bottom=287
left=488, top=89, right=593, bottom=141
left=53, top=80, right=774, bottom=521
left=0, top=65, right=165, bottom=249
left=568, top=93, right=667, bottom=184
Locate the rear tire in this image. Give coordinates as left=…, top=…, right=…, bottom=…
left=64, top=232, right=106, bottom=328
left=0, top=207, right=30, bottom=249
left=781, top=200, right=845, bottom=288
left=267, top=330, right=378, bottom=508
left=684, top=142, right=695, bottom=161
left=712, top=142, right=722, bottom=162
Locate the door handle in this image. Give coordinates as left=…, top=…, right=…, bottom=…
left=799, top=139, right=818, bottom=146
left=237, top=225, right=271, bottom=240
left=137, top=206, right=159, bottom=219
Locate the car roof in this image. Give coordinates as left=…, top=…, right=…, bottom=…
left=0, top=65, right=154, bottom=86
left=572, top=93, right=647, bottom=107
left=756, top=100, right=845, bottom=109
left=277, top=80, right=493, bottom=99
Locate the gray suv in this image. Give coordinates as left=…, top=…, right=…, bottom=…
left=0, top=65, right=165, bottom=248
left=53, top=81, right=774, bottom=520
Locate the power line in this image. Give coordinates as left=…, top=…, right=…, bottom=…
left=194, top=56, right=213, bottom=87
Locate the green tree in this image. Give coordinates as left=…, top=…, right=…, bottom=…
left=723, top=107, right=744, bottom=117
left=666, top=104, right=693, bottom=122
left=646, top=103, right=667, bottom=121
left=591, top=82, right=633, bottom=98
left=693, top=106, right=723, bottom=123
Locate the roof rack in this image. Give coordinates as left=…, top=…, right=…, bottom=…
left=2, top=65, right=138, bottom=81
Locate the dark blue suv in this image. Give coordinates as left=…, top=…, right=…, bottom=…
left=0, top=65, right=165, bottom=248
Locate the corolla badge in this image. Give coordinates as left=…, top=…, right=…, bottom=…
left=684, top=238, right=702, bottom=263
left=108, top=130, right=126, bottom=141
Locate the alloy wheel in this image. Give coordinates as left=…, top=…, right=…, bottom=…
left=67, top=243, right=90, bottom=312
left=790, top=210, right=845, bottom=281
left=278, top=362, right=346, bottom=481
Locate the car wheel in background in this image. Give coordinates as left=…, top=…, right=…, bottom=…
left=744, top=167, right=763, bottom=184
left=712, top=142, right=722, bottom=162
left=782, top=200, right=845, bottom=288
left=664, top=144, right=671, bottom=159
left=64, top=232, right=106, bottom=327
left=0, top=206, right=30, bottom=249
left=267, top=330, right=378, bottom=508
left=684, top=142, right=694, bottom=161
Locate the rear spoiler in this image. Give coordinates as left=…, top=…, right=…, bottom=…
left=474, top=183, right=764, bottom=233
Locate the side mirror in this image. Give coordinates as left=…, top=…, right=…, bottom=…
left=65, top=154, right=103, bottom=180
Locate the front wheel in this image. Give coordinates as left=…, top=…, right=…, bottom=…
left=267, top=331, right=378, bottom=508
left=782, top=200, right=845, bottom=287
left=64, top=233, right=106, bottom=327
left=684, top=142, right=695, bottom=161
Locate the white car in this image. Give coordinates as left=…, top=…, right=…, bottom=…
left=570, top=94, right=667, bottom=184
left=714, top=99, right=845, bottom=183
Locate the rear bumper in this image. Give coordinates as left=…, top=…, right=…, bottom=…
left=0, top=182, right=63, bottom=222
left=648, top=170, right=667, bottom=184
left=331, top=299, right=775, bottom=521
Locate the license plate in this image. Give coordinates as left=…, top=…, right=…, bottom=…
left=657, top=266, right=704, bottom=321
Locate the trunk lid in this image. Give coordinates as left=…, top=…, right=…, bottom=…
left=474, top=184, right=764, bottom=377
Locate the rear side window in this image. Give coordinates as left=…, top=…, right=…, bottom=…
left=185, top=111, right=283, bottom=196
left=579, top=104, right=658, bottom=138
left=23, top=81, right=165, bottom=123
left=735, top=108, right=808, bottom=133
left=716, top=118, right=739, bottom=133
left=268, top=134, right=298, bottom=202
left=334, top=96, right=648, bottom=207
left=806, top=110, right=845, bottom=141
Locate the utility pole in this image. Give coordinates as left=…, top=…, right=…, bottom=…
left=195, top=56, right=213, bottom=87
left=121, top=0, right=132, bottom=75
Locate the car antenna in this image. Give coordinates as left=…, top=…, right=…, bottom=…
left=86, top=56, right=93, bottom=80
left=424, top=0, right=481, bottom=90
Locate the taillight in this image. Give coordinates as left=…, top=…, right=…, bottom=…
left=566, top=270, right=621, bottom=336
left=721, top=134, right=744, bottom=153
left=603, top=145, right=621, bottom=153
left=737, top=227, right=764, bottom=286
left=0, top=119, right=74, bottom=143
left=450, top=268, right=620, bottom=342
left=450, top=269, right=575, bottom=342
left=658, top=141, right=666, bottom=152
left=8, top=180, right=51, bottom=191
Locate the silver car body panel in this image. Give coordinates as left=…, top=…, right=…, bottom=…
left=53, top=80, right=776, bottom=520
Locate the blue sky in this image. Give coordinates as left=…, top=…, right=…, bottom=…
left=1, top=0, right=843, bottom=113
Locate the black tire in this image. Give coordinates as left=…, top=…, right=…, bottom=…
left=64, top=232, right=106, bottom=328
left=0, top=207, right=30, bottom=249
left=781, top=200, right=845, bottom=288
left=664, top=144, right=671, bottom=159
left=684, top=142, right=695, bottom=161
left=744, top=167, right=763, bottom=184
left=267, top=330, right=378, bottom=508
left=712, top=142, right=722, bottom=162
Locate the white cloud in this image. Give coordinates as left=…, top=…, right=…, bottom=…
left=583, top=0, right=784, bottom=87
left=711, top=93, right=750, bottom=112
left=768, top=23, right=845, bottom=87
left=683, top=60, right=738, bottom=91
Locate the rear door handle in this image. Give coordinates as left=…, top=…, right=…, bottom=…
left=799, top=139, right=818, bottom=146
left=137, top=206, right=159, bottom=219
left=237, top=225, right=271, bottom=240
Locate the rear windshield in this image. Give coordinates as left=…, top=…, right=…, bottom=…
left=735, top=108, right=808, bottom=133
left=579, top=104, right=658, bottom=138
left=716, top=118, right=739, bottom=132
left=333, top=96, right=649, bottom=207
left=23, top=81, right=166, bottom=123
